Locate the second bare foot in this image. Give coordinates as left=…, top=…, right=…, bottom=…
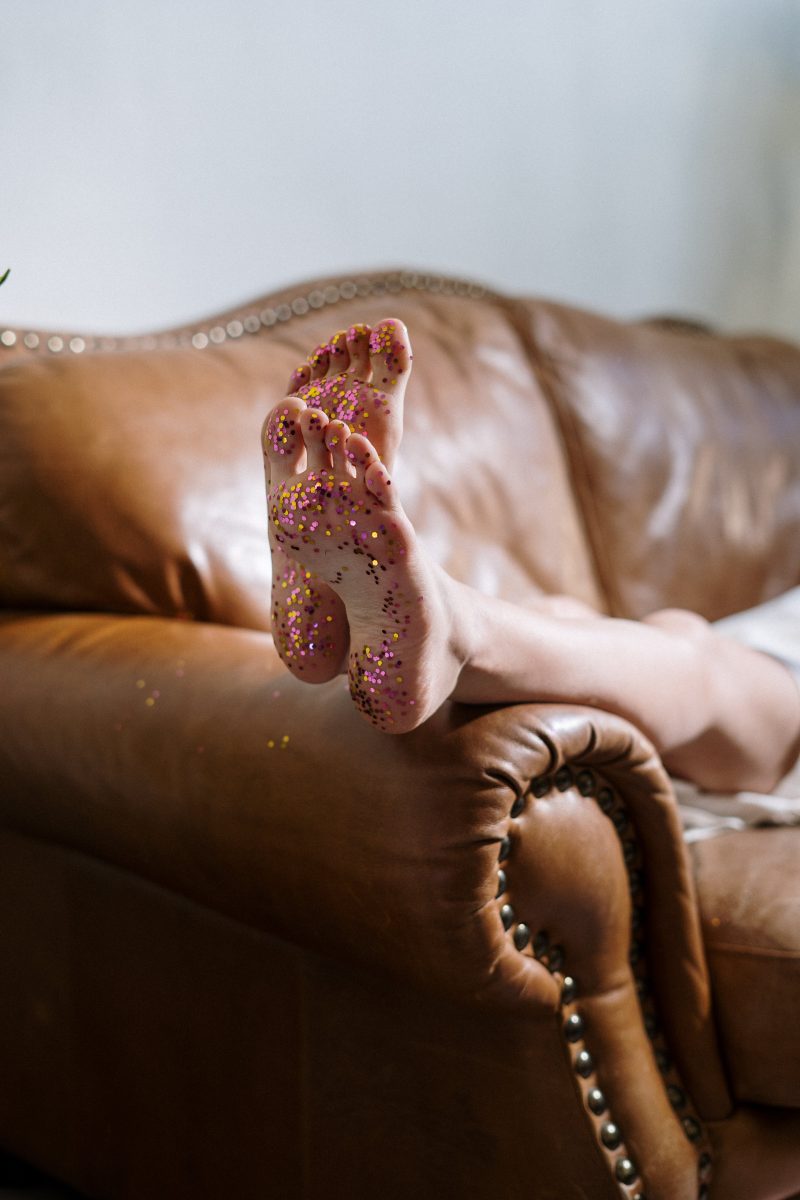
left=263, top=319, right=412, bottom=683
left=266, top=408, right=464, bottom=732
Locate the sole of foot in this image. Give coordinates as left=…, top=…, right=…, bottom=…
left=263, top=319, right=412, bottom=684
left=265, top=405, right=461, bottom=733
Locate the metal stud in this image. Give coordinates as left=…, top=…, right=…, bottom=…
left=513, top=923, right=530, bottom=951
left=510, top=792, right=525, bottom=818
left=555, top=767, right=573, bottom=791
left=667, top=1084, right=686, bottom=1110
left=533, top=931, right=550, bottom=959
left=500, top=904, right=515, bottom=930
left=654, top=1048, right=671, bottom=1073
left=561, top=976, right=577, bottom=1005
left=682, top=1116, right=701, bottom=1142
left=600, top=1122, right=622, bottom=1149
left=597, top=787, right=614, bottom=813
left=0, top=329, right=17, bottom=347
left=574, top=1050, right=593, bottom=1078
left=576, top=769, right=595, bottom=795
left=611, top=809, right=629, bottom=833
left=564, top=1013, right=584, bottom=1042
left=23, top=273, right=489, bottom=369
left=629, top=868, right=645, bottom=894
left=643, top=1012, right=659, bottom=1038
left=622, top=840, right=638, bottom=865
left=498, top=836, right=511, bottom=862
left=615, top=1157, right=638, bottom=1185
left=548, top=944, right=565, bottom=972
left=587, top=1088, right=607, bottom=1115
left=496, top=870, right=507, bottom=898
left=530, top=776, right=551, bottom=798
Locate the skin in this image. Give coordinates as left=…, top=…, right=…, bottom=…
left=263, top=321, right=800, bottom=793
left=264, top=320, right=410, bottom=683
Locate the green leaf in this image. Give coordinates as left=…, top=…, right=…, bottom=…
left=0, top=269, right=9, bottom=286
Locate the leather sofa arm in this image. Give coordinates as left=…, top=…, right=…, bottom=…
left=2, top=610, right=728, bottom=1010
left=0, top=610, right=728, bottom=1197
left=0, top=611, right=715, bottom=1017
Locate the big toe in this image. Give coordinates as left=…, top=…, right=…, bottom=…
left=300, top=405, right=331, bottom=472
left=263, top=397, right=307, bottom=483
left=369, top=319, right=412, bottom=392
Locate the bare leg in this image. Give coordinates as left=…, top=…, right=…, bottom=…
left=448, top=585, right=800, bottom=792
left=263, top=325, right=800, bottom=794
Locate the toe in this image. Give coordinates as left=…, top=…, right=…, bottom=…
left=364, top=460, right=395, bottom=506
left=288, top=364, right=310, bottom=394
left=324, top=419, right=352, bottom=474
left=346, top=323, right=372, bottom=379
left=345, top=432, right=379, bottom=482
left=369, top=319, right=412, bottom=391
left=300, top=406, right=331, bottom=472
left=263, top=397, right=307, bottom=483
left=308, top=344, right=329, bottom=380
left=327, top=330, right=350, bottom=375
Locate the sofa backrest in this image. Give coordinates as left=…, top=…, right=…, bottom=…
left=516, top=299, right=800, bottom=618
left=1, top=269, right=798, bottom=630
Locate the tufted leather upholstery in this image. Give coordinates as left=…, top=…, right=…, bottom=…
left=0, top=270, right=799, bottom=1200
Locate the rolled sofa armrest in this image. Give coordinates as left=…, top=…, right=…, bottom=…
left=0, top=611, right=725, bottom=1196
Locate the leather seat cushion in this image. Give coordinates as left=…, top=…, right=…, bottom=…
left=691, top=828, right=800, bottom=1107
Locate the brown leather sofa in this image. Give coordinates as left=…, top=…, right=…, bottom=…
left=0, top=270, right=799, bottom=1200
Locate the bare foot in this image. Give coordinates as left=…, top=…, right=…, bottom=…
left=263, top=320, right=412, bottom=683
left=265, top=407, right=463, bottom=732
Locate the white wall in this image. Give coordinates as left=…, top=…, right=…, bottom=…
left=2, top=0, right=799, bottom=337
